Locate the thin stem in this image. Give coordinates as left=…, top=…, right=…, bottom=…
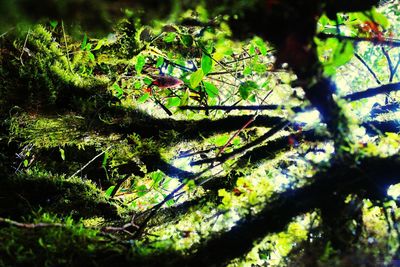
left=318, top=33, right=400, bottom=47
left=392, top=53, right=400, bottom=79
left=19, top=28, right=30, bottom=66
left=0, top=217, right=64, bottom=229
left=69, top=146, right=112, bottom=179
left=354, top=53, right=381, bottom=84
left=381, top=47, right=395, bottom=82
left=61, top=21, right=73, bottom=73
left=180, top=105, right=304, bottom=112
left=0, top=27, right=14, bottom=38
left=191, top=120, right=289, bottom=166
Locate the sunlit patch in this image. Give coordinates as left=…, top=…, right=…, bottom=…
left=305, top=149, right=328, bottom=163
left=294, top=110, right=320, bottom=124
left=352, top=126, right=372, bottom=144
left=357, top=99, right=379, bottom=118
left=387, top=183, right=400, bottom=199
left=186, top=61, right=194, bottom=70
left=160, top=65, right=168, bottom=74
left=273, top=173, right=291, bottom=189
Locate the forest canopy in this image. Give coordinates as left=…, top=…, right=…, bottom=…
left=0, top=0, right=400, bottom=266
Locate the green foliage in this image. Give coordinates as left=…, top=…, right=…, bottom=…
left=0, top=213, right=125, bottom=267
left=316, top=38, right=355, bottom=76
left=239, top=81, right=259, bottom=100
left=201, top=53, right=213, bottom=75
left=189, top=69, right=204, bottom=88
left=204, top=81, right=219, bottom=98
left=135, top=54, right=146, bottom=73
left=0, top=172, right=118, bottom=219
left=0, top=1, right=399, bottom=266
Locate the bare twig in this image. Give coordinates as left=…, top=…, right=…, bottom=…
left=61, top=21, right=73, bottom=73
left=191, top=120, right=289, bottom=166
left=318, top=33, right=400, bottom=47
left=0, top=27, right=15, bottom=39
left=354, top=53, right=381, bottom=85
left=180, top=104, right=304, bottom=112
left=392, top=53, right=400, bottom=79
left=19, top=28, right=31, bottom=65
left=69, top=146, right=112, bottom=179
left=381, top=47, right=395, bottom=82
left=0, top=216, right=138, bottom=236
left=0, top=217, right=64, bottom=229
left=213, top=89, right=274, bottom=160
left=101, top=218, right=139, bottom=236
left=223, top=55, right=255, bottom=65
left=344, top=82, right=400, bottom=102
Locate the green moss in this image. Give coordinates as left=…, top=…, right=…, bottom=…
left=0, top=213, right=126, bottom=267
left=0, top=173, right=118, bottom=219
left=0, top=24, right=110, bottom=113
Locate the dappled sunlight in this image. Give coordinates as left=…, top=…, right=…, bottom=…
left=0, top=0, right=399, bottom=266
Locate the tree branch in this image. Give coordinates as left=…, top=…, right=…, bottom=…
left=344, top=82, right=400, bottom=102
left=0, top=217, right=64, bottom=229
left=180, top=105, right=305, bottom=112
left=362, top=120, right=400, bottom=135
left=318, top=33, right=400, bottom=47
left=381, top=47, right=395, bottom=82
left=190, top=120, right=289, bottom=166
left=181, top=156, right=400, bottom=266
left=354, top=52, right=381, bottom=84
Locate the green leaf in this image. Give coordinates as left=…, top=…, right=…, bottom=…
left=166, top=198, right=175, bottom=206
left=102, top=151, right=108, bottom=168
left=137, top=93, right=150, bottom=103
left=85, top=43, right=92, bottom=51
left=163, top=32, right=176, bottom=43
left=113, top=84, right=124, bottom=98
left=49, top=20, right=58, bottom=29
left=88, top=52, right=95, bottom=61
left=204, top=82, right=219, bottom=98
left=249, top=44, right=256, bottom=56
left=135, top=55, right=146, bottom=74
left=190, top=69, right=204, bottom=88
left=317, top=38, right=354, bottom=76
left=218, top=189, right=232, bottom=207
left=134, top=81, right=142, bottom=89
left=166, top=97, right=181, bottom=107
left=180, top=89, right=189, bottom=106
left=23, top=159, right=29, bottom=167
left=350, top=12, right=369, bottom=23
left=332, top=41, right=354, bottom=67
left=318, top=15, right=329, bottom=28
left=38, top=237, right=45, bottom=247
left=254, top=37, right=268, bottom=55
left=81, top=33, right=87, bottom=50
left=144, top=77, right=153, bottom=85
left=243, top=66, right=252, bottom=76
left=201, top=53, right=212, bottom=75
left=105, top=186, right=115, bottom=197
left=261, top=81, right=270, bottom=89
left=93, top=39, right=105, bottom=51
left=150, top=171, right=164, bottom=185
left=214, top=134, right=229, bottom=146
left=156, top=57, right=164, bottom=68
left=239, top=81, right=258, bottom=100
left=253, top=63, right=266, bottom=74
left=371, top=7, right=389, bottom=29
left=180, top=34, right=193, bottom=47
left=185, top=180, right=196, bottom=191
left=59, top=148, right=65, bottom=161
left=136, top=185, right=148, bottom=197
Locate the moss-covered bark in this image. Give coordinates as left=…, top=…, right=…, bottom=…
left=0, top=1, right=400, bottom=266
